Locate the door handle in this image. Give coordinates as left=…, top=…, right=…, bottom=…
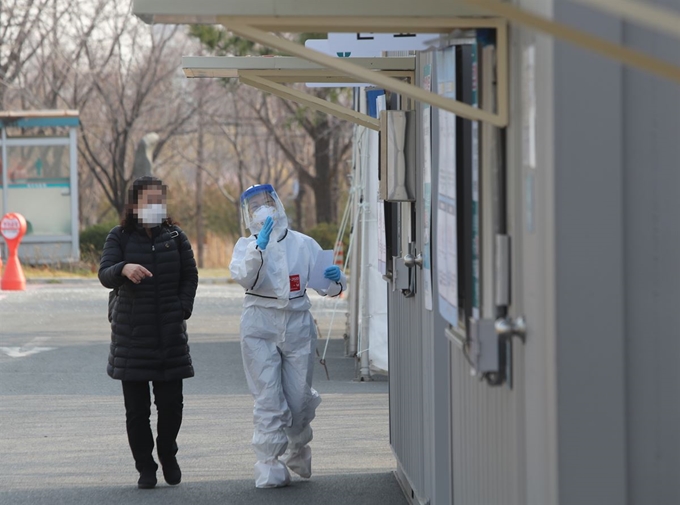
left=403, top=252, right=423, bottom=269
left=495, top=316, right=527, bottom=343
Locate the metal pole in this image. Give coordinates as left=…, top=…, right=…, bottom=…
left=358, top=192, right=371, bottom=380
left=357, top=121, right=373, bottom=381
left=347, top=89, right=365, bottom=358
left=69, top=128, right=80, bottom=262
left=347, top=140, right=361, bottom=357
left=1, top=128, right=7, bottom=261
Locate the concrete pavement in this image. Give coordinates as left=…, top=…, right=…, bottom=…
left=0, top=280, right=406, bottom=505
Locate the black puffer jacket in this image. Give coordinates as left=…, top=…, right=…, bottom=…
left=98, top=224, right=198, bottom=381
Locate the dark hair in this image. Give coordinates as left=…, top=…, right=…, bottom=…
left=121, top=176, right=177, bottom=230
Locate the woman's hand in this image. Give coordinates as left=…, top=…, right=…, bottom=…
left=122, top=263, right=153, bottom=284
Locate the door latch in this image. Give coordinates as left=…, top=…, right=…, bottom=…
left=403, top=252, right=423, bottom=269
left=494, top=316, right=527, bottom=343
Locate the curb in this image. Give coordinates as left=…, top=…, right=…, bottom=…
left=25, top=277, right=235, bottom=285
left=25, top=277, right=98, bottom=284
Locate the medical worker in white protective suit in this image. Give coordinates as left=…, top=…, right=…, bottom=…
left=229, top=184, right=346, bottom=488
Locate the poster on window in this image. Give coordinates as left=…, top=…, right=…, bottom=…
left=470, top=43, right=480, bottom=321
left=421, top=55, right=434, bottom=311
left=435, top=47, right=459, bottom=327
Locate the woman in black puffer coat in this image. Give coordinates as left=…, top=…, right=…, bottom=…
left=99, top=176, right=198, bottom=490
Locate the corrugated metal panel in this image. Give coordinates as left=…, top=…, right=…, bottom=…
left=623, top=44, right=680, bottom=505
left=423, top=40, right=524, bottom=505
left=450, top=345, right=522, bottom=505
left=389, top=291, right=426, bottom=499
left=417, top=50, right=454, bottom=505
left=389, top=46, right=526, bottom=505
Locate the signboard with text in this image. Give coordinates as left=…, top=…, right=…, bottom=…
left=326, top=32, right=433, bottom=56
left=304, top=32, right=432, bottom=88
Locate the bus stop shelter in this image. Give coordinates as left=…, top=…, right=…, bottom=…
left=0, top=110, right=80, bottom=264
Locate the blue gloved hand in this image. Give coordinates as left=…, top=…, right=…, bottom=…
left=324, top=265, right=341, bottom=282
left=256, top=216, right=274, bottom=250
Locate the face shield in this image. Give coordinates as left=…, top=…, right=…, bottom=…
left=240, top=184, right=288, bottom=234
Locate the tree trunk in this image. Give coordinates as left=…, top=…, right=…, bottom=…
left=196, top=112, right=205, bottom=268
left=312, top=120, right=334, bottom=224
left=295, top=178, right=305, bottom=231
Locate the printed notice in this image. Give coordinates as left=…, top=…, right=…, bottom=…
left=435, top=47, right=459, bottom=327
left=308, top=250, right=334, bottom=291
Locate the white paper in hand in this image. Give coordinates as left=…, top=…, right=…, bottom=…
left=308, top=250, right=334, bottom=291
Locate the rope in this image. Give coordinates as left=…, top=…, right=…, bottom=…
left=320, top=184, right=356, bottom=368
left=318, top=124, right=369, bottom=372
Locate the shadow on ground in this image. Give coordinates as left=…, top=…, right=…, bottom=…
left=0, top=472, right=406, bottom=505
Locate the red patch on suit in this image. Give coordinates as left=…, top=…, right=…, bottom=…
left=289, top=274, right=301, bottom=292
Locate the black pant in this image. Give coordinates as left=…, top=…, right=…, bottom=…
left=122, top=380, right=183, bottom=471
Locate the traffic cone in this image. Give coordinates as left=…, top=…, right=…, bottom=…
left=334, top=241, right=344, bottom=267
left=1, top=213, right=27, bottom=291
left=1, top=253, right=25, bottom=290
left=333, top=241, right=345, bottom=298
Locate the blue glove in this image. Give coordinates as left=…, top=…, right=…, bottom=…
left=324, top=265, right=341, bottom=282
left=256, top=216, right=274, bottom=250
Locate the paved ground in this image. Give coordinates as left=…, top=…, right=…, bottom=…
left=0, top=280, right=406, bottom=505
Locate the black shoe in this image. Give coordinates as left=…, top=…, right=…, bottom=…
left=137, top=466, right=157, bottom=489
left=160, top=456, right=181, bottom=485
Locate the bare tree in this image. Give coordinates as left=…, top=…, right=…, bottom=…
left=0, top=0, right=55, bottom=109
left=74, top=23, right=197, bottom=217
left=5, top=1, right=199, bottom=222
left=243, top=89, right=353, bottom=228
left=162, top=83, right=298, bottom=238
left=188, top=27, right=354, bottom=229
left=4, top=2, right=352, bottom=241
left=2, top=0, right=121, bottom=225
left=280, top=92, right=353, bottom=225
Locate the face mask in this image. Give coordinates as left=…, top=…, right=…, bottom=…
left=137, top=203, right=166, bottom=226
left=251, top=205, right=277, bottom=228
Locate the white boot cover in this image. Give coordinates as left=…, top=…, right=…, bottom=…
left=254, top=458, right=291, bottom=488
left=281, top=444, right=312, bottom=479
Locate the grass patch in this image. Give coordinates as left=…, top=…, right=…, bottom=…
left=16, top=264, right=231, bottom=280
left=22, top=263, right=97, bottom=279
left=198, top=268, right=230, bottom=279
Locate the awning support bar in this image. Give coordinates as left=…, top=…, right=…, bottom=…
left=239, top=72, right=381, bottom=130
left=466, top=0, right=680, bottom=85
left=221, top=20, right=510, bottom=128
left=571, top=0, right=680, bottom=40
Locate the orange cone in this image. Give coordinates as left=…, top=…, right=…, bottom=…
left=0, top=213, right=27, bottom=291
left=333, top=241, right=345, bottom=298
left=334, top=241, right=344, bottom=267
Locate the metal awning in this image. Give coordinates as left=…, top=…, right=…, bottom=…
left=183, top=56, right=417, bottom=131
left=183, top=56, right=415, bottom=82
left=133, top=0, right=508, bottom=127
left=133, top=0, right=680, bottom=111
left=470, top=0, right=680, bottom=86
left=0, top=110, right=80, bottom=128
left=132, top=0, right=487, bottom=27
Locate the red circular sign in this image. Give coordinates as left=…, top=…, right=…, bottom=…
left=0, top=213, right=27, bottom=243
left=0, top=216, right=21, bottom=240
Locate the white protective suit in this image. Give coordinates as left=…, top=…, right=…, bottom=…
left=230, top=222, right=346, bottom=488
